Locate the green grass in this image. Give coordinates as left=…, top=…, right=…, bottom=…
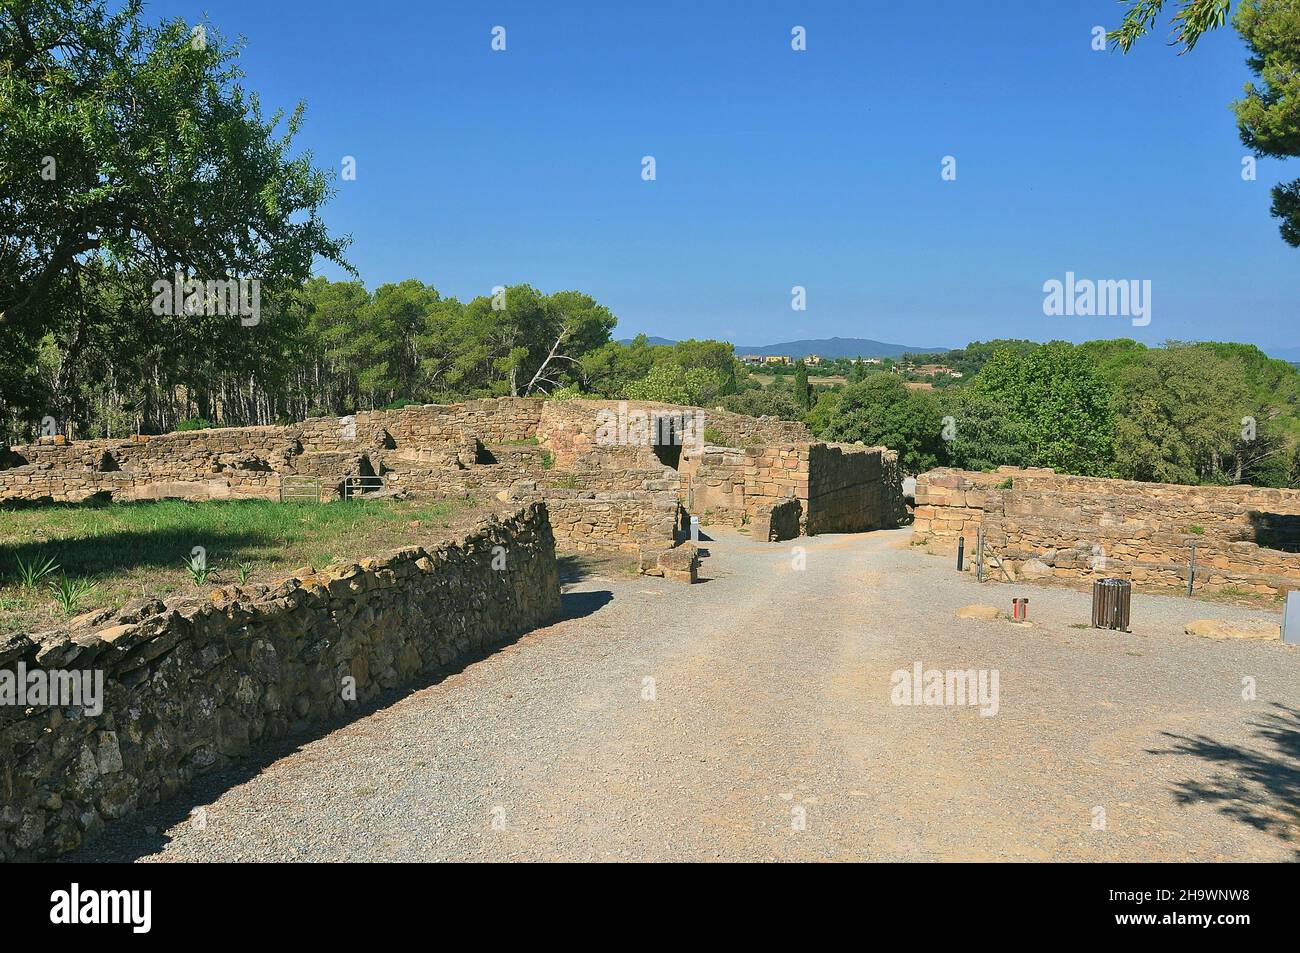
left=0, top=496, right=476, bottom=633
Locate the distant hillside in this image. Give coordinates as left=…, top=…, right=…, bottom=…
left=617, top=335, right=948, bottom=358
left=617, top=336, right=677, bottom=347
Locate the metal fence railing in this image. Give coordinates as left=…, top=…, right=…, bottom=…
left=342, top=473, right=385, bottom=500
left=279, top=475, right=321, bottom=503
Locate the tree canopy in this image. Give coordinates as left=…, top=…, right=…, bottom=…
left=1109, top=0, right=1300, bottom=246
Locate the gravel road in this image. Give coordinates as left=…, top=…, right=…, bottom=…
left=71, top=526, right=1300, bottom=862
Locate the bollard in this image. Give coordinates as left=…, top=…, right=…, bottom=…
left=957, top=535, right=965, bottom=572
left=690, top=515, right=699, bottom=544
left=1188, top=542, right=1196, bottom=596
left=1011, top=597, right=1029, bottom=621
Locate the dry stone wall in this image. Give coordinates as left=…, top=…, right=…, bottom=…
left=914, top=468, right=1300, bottom=596
left=0, top=502, right=560, bottom=861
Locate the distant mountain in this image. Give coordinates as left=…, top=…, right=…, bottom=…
left=617, top=335, right=948, bottom=358
left=617, top=335, right=677, bottom=347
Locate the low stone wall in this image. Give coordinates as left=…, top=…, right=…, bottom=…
left=0, top=503, right=561, bottom=861
left=914, top=468, right=1300, bottom=596
left=751, top=498, right=802, bottom=542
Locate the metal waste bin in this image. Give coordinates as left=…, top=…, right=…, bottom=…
left=1092, top=578, right=1131, bottom=631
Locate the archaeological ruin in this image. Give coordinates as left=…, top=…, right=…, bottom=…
left=0, top=396, right=905, bottom=859
left=914, top=467, right=1300, bottom=596
left=0, top=396, right=905, bottom=571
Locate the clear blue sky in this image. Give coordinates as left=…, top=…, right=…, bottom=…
left=142, top=0, right=1299, bottom=352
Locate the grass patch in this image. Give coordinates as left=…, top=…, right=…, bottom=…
left=495, top=437, right=540, bottom=446
left=0, top=496, right=477, bottom=633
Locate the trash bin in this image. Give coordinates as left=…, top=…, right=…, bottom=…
left=1092, top=578, right=1131, bottom=631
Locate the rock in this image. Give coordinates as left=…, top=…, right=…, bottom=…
left=1019, top=558, right=1053, bottom=580
left=94, top=731, right=124, bottom=775
left=93, top=624, right=135, bottom=644
left=1184, top=618, right=1280, bottom=640
left=956, top=604, right=1003, bottom=621
left=656, top=544, right=699, bottom=584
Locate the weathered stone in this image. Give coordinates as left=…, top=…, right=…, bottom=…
left=956, top=604, right=1003, bottom=621
left=1019, top=559, right=1053, bottom=580
left=1184, top=619, right=1281, bottom=640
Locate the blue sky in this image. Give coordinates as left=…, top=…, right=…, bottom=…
left=142, top=0, right=1299, bottom=352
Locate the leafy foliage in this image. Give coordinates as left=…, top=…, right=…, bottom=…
left=822, top=375, right=945, bottom=474
left=1110, top=0, right=1300, bottom=246
left=965, top=342, right=1115, bottom=476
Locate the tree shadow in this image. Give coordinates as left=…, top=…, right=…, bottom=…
left=1150, top=701, right=1300, bottom=857
left=0, top=525, right=277, bottom=583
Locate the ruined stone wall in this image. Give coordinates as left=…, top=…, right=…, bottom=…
left=680, top=447, right=748, bottom=526
left=914, top=468, right=1300, bottom=596
left=0, top=397, right=896, bottom=566
left=0, top=503, right=560, bottom=862
left=806, top=443, right=904, bottom=536
left=680, top=442, right=902, bottom=539
left=911, top=469, right=1008, bottom=550
left=357, top=398, right=544, bottom=450
left=536, top=399, right=810, bottom=470
left=384, top=463, right=682, bottom=556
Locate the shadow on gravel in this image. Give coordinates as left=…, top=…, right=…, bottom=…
left=58, top=618, right=558, bottom=864
left=561, top=589, right=613, bottom=620
left=1152, top=702, right=1300, bottom=857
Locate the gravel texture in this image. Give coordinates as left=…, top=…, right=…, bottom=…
left=69, top=526, right=1300, bottom=862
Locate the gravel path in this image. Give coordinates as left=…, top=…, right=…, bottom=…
left=71, top=526, right=1300, bottom=862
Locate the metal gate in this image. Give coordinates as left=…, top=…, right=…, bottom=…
left=342, top=473, right=386, bottom=500
left=279, top=475, right=321, bottom=502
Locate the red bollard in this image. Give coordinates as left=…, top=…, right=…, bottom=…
left=1011, top=597, right=1029, bottom=621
